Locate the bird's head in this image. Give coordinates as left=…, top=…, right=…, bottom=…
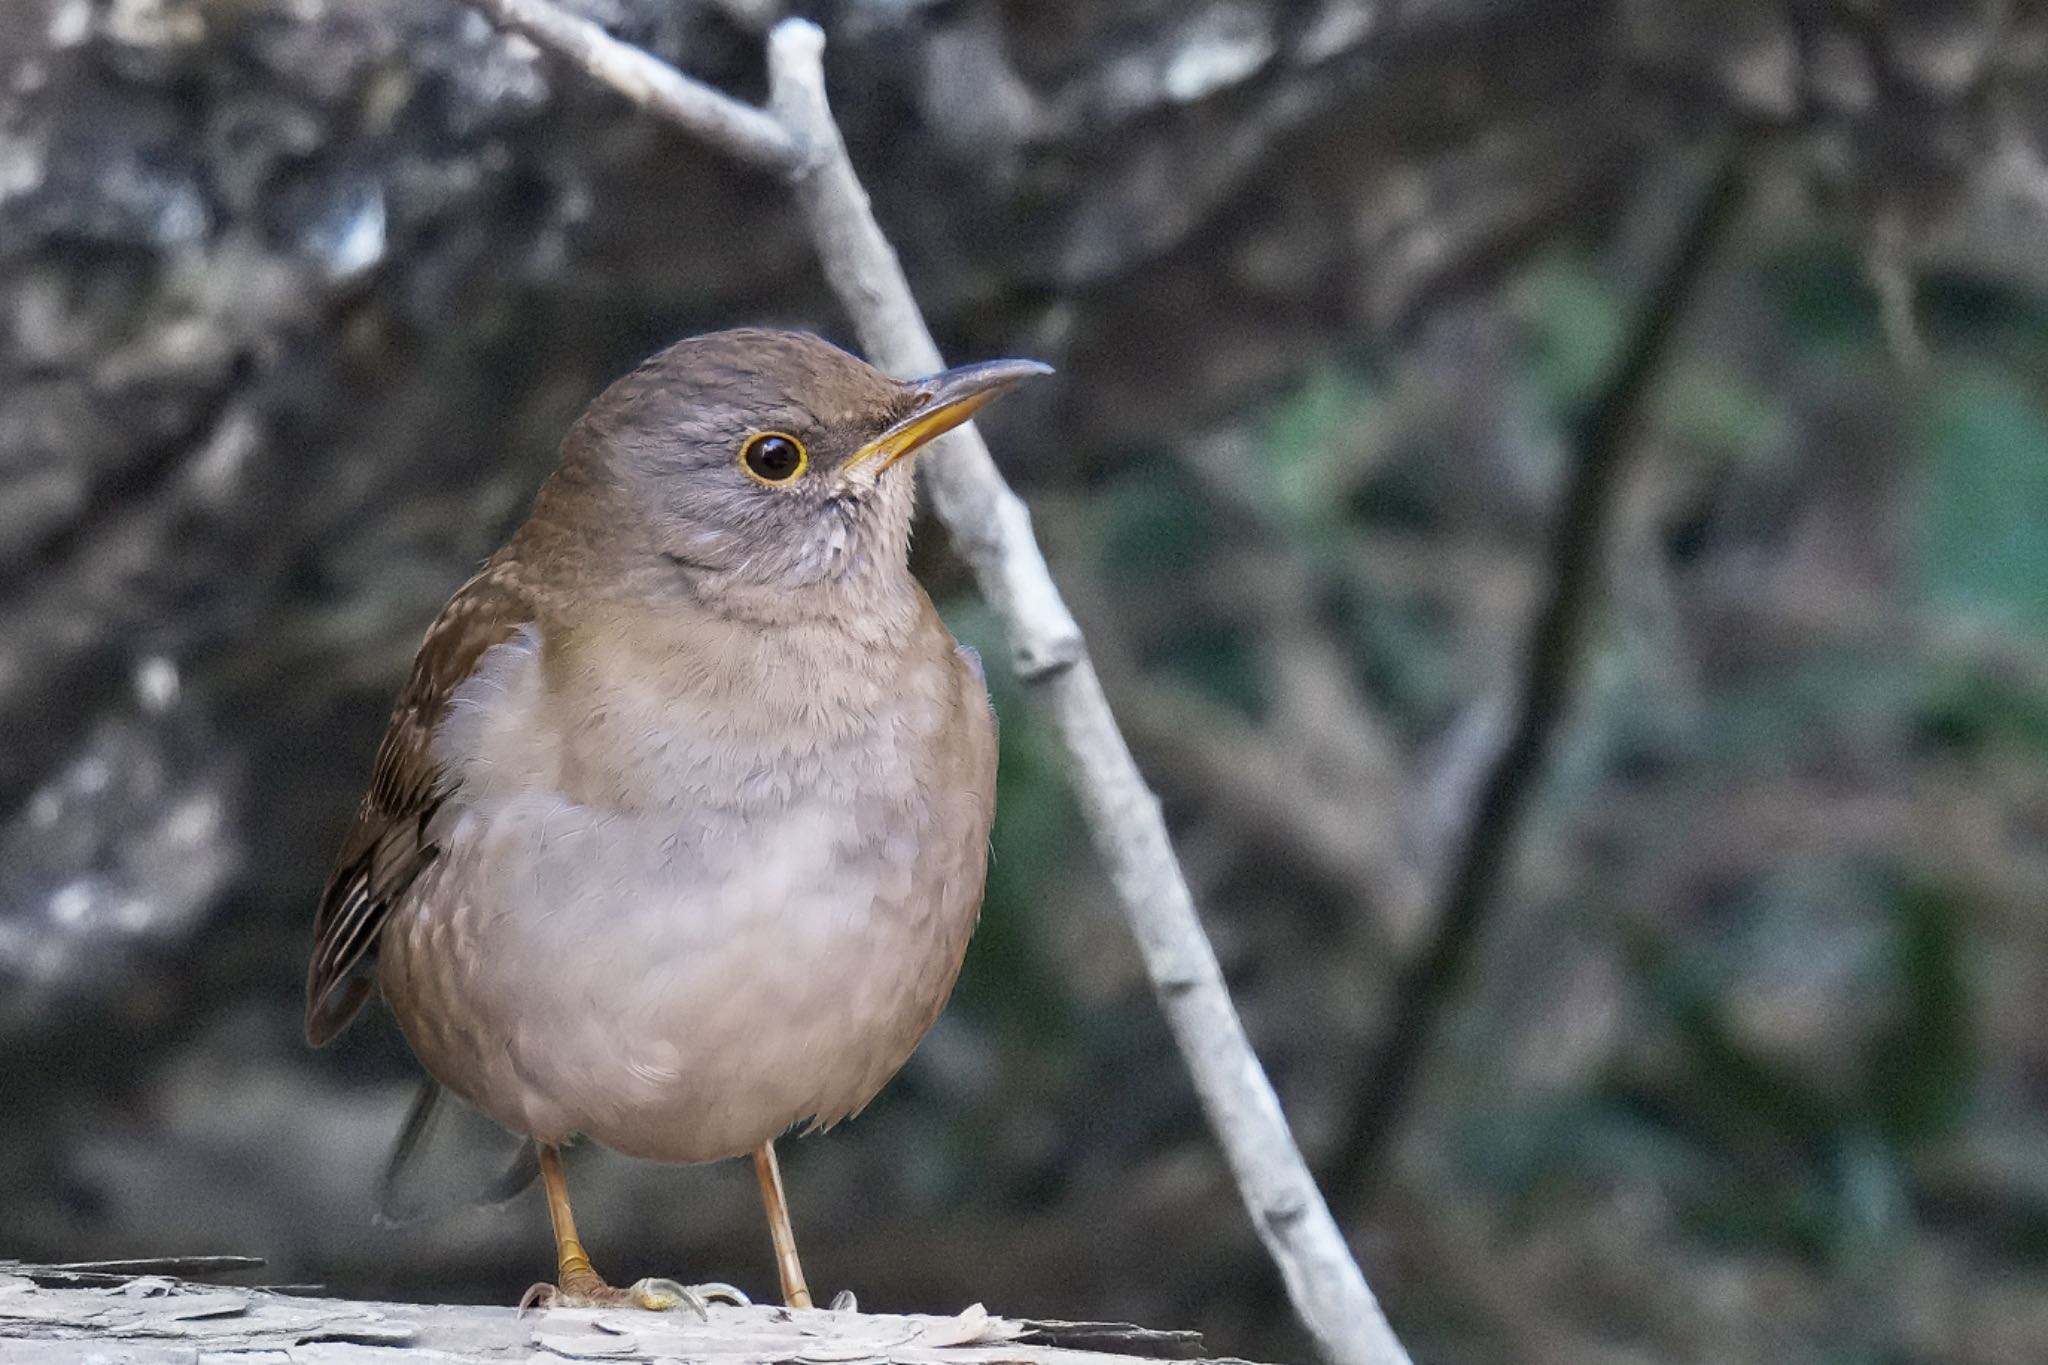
left=533, top=329, right=1047, bottom=613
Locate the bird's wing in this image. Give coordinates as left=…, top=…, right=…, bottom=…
left=303, top=558, right=536, bottom=1046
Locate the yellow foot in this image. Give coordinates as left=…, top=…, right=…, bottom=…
left=519, top=1276, right=751, bottom=1317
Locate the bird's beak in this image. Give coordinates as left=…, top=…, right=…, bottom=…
left=850, top=358, right=1054, bottom=475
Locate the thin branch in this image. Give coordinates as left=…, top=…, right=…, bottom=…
left=1090, top=630, right=1414, bottom=915
left=455, top=6, right=1410, bottom=1364
left=762, top=23, right=1086, bottom=682
left=464, top=0, right=797, bottom=172
left=1867, top=201, right=1928, bottom=371
left=768, top=21, right=1404, bottom=1363
left=1321, top=146, right=1751, bottom=1209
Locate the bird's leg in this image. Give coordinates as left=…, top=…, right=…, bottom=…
left=521, top=1144, right=749, bottom=1315
left=752, top=1141, right=814, bottom=1308
left=537, top=1144, right=607, bottom=1300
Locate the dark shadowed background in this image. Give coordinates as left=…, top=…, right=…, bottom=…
left=5, top=1, right=2048, bottom=1361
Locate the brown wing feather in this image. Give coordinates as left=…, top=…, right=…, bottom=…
left=304, top=557, right=536, bottom=1046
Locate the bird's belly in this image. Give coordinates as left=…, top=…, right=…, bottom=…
left=379, top=783, right=986, bottom=1163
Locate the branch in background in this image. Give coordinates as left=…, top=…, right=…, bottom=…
left=1322, top=145, right=1752, bottom=1209
left=1085, top=617, right=1418, bottom=926
left=453, top=5, right=1411, bottom=1363
left=1867, top=201, right=1929, bottom=371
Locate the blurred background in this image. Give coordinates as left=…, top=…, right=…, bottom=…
left=4, top=0, right=2048, bottom=1361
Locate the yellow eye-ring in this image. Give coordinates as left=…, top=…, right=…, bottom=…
left=739, top=431, right=807, bottom=485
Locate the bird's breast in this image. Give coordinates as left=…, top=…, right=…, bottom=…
left=379, top=608, right=998, bottom=1163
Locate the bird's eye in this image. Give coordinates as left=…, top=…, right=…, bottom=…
left=740, top=432, right=807, bottom=485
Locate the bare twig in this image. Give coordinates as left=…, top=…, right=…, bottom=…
left=452, top=6, right=1409, bottom=1364
left=1323, top=146, right=1751, bottom=1209
left=1867, top=202, right=1928, bottom=370
left=761, top=24, right=1087, bottom=682
left=464, top=0, right=796, bottom=171
left=1089, top=634, right=1410, bottom=913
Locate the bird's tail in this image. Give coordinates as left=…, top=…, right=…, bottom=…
left=373, top=1077, right=541, bottom=1228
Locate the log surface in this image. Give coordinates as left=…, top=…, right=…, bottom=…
left=0, top=1262, right=1255, bottom=1365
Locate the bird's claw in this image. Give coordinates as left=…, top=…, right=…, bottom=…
left=630, top=1278, right=751, bottom=1316
left=519, top=1277, right=750, bottom=1317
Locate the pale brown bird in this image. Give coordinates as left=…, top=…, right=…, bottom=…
left=304, top=329, right=1048, bottom=1311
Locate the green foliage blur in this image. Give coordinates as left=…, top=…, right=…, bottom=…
left=941, top=234, right=2048, bottom=1358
